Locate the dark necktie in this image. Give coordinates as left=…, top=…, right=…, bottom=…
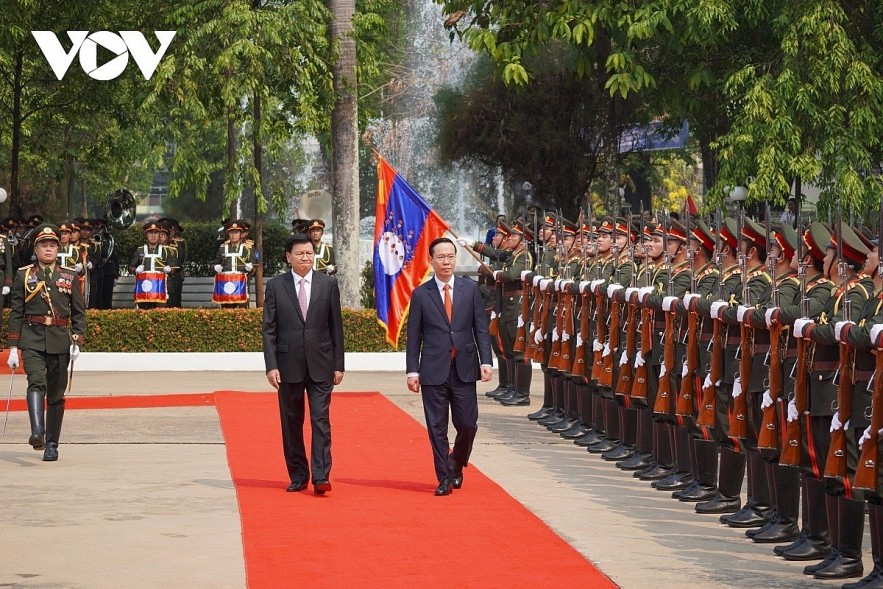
left=44, top=266, right=52, bottom=281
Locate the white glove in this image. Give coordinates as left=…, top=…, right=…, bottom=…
left=86, top=261, right=93, bottom=270
left=793, top=318, right=814, bottom=338
left=662, top=296, right=678, bottom=312
left=575, top=333, right=583, bottom=348
left=871, top=324, right=883, bottom=348
left=560, top=279, right=573, bottom=291
left=516, top=315, right=524, bottom=328
left=683, top=293, right=701, bottom=308
left=493, top=270, right=502, bottom=280
left=860, top=425, right=873, bottom=450
left=532, top=275, right=542, bottom=287
left=830, top=411, right=843, bottom=433
left=590, top=279, right=604, bottom=292
left=710, top=301, right=728, bottom=319
left=490, top=311, right=498, bottom=322
left=521, top=270, right=532, bottom=280
left=834, top=321, right=854, bottom=342
left=579, top=280, right=592, bottom=293
left=703, top=374, right=713, bottom=390
left=135, top=265, right=145, bottom=274
left=592, top=338, right=603, bottom=352
left=561, top=330, right=571, bottom=342
left=602, top=342, right=611, bottom=357
left=607, top=283, right=624, bottom=299
left=325, top=264, right=335, bottom=274
left=163, top=265, right=172, bottom=274
left=552, top=328, right=560, bottom=342
left=554, top=279, right=563, bottom=291
left=660, top=363, right=668, bottom=378
left=540, top=279, right=553, bottom=290
left=634, top=350, right=645, bottom=367
left=74, top=262, right=83, bottom=273
left=682, top=360, right=689, bottom=377
left=624, top=287, right=639, bottom=300
left=213, top=264, right=223, bottom=274
left=638, top=285, right=654, bottom=298
left=69, top=344, right=80, bottom=361
left=737, top=305, right=750, bottom=322
left=245, top=262, right=254, bottom=272
left=619, top=350, right=628, bottom=367
left=1, top=286, right=9, bottom=296
left=765, top=308, right=778, bottom=327
left=787, top=398, right=799, bottom=422
left=456, top=238, right=469, bottom=248
left=533, top=329, right=544, bottom=344
left=6, top=348, right=18, bottom=369
left=732, top=376, right=743, bottom=399
left=761, top=389, right=773, bottom=410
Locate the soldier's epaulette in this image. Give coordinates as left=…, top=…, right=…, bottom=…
left=721, top=265, right=741, bottom=282
left=17, top=264, right=34, bottom=272
left=806, top=276, right=831, bottom=291
left=695, top=265, right=718, bottom=281
left=746, top=269, right=771, bottom=283
left=780, top=275, right=800, bottom=287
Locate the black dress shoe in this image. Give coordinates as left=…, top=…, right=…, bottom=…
left=485, top=385, right=507, bottom=398
left=496, top=389, right=517, bottom=403
left=573, top=431, right=601, bottom=446
left=434, top=479, right=453, bottom=496
left=587, top=438, right=618, bottom=454
left=29, top=432, right=45, bottom=450
left=560, top=423, right=589, bottom=439
left=752, top=521, right=801, bottom=545
left=781, top=538, right=830, bottom=561
left=527, top=406, right=552, bottom=420
left=550, top=418, right=579, bottom=433
left=601, top=443, right=634, bottom=462
left=678, top=484, right=717, bottom=502
left=672, top=480, right=700, bottom=499
left=639, top=464, right=675, bottom=481
left=695, top=492, right=740, bottom=514
left=773, top=531, right=806, bottom=555
left=653, top=472, right=693, bottom=491
left=538, top=412, right=564, bottom=427
left=618, top=452, right=653, bottom=471
left=721, top=504, right=773, bottom=528
left=747, top=514, right=780, bottom=538
left=42, top=442, right=58, bottom=462
left=500, top=393, right=530, bottom=407
left=286, top=480, right=308, bottom=492
left=313, top=480, right=332, bottom=495
left=812, top=551, right=863, bottom=579
left=448, top=456, right=464, bottom=489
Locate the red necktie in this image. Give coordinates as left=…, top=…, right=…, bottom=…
left=444, top=284, right=455, bottom=358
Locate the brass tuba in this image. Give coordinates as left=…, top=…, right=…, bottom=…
left=104, top=188, right=137, bottom=230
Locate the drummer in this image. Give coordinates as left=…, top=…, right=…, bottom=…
left=212, top=219, right=255, bottom=309
left=129, top=220, right=177, bottom=309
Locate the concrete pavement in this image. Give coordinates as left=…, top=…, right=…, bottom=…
left=0, top=369, right=866, bottom=588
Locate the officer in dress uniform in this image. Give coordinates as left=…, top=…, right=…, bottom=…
left=160, top=218, right=187, bottom=308
left=6, top=224, right=86, bottom=462
left=307, top=219, right=336, bottom=275
left=213, top=219, right=256, bottom=309
left=130, top=220, right=178, bottom=310
left=0, top=218, right=14, bottom=308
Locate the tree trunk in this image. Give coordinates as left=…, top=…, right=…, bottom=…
left=226, top=65, right=238, bottom=222
left=253, top=91, right=265, bottom=307
left=329, top=0, right=360, bottom=309
left=10, top=50, right=23, bottom=217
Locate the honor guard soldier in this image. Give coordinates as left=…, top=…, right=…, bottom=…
left=130, top=220, right=178, bottom=309
left=527, top=213, right=561, bottom=421
left=213, top=219, right=256, bottom=308
left=93, top=219, right=119, bottom=309
left=14, top=214, right=43, bottom=269
left=6, top=224, right=86, bottom=461
left=160, top=218, right=187, bottom=308
left=56, top=221, right=83, bottom=273
left=0, top=218, right=13, bottom=306
left=308, top=219, right=336, bottom=275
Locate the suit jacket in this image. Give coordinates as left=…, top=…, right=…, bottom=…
left=8, top=264, right=87, bottom=354
left=262, top=270, right=345, bottom=383
left=406, top=276, right=492, bottom=386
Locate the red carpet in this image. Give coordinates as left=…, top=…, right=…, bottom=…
left=3, top=393, right=215, bottom=411
left=215, top=390, right=614, bottom=588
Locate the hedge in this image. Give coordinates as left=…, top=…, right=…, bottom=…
left=0, top=308, right=406, bottom=353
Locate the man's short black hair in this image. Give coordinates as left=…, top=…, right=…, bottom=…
left=285, top=233, right=312, bottom=252
left=429, top=237, right=457, bottom=257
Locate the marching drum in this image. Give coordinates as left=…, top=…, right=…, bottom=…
left=213, top=271, right=248, bottom=304
left=134, top=271, right=168, bottom=304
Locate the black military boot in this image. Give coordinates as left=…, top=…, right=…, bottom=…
left=620, top=407, right=654, bottom=471
left=502, top=363, right=533, bottom=407
left=560, top=384, right=588, bottom=437
left=722, top=450, right=773, bottom=527
left=770, top=464, right=806, bottom=549
left=486, top=357, right=510, bottom=397
left=656, top=423, right=693, bottom=490
left=26, top=390, right=45, bottom=450
left=753, top=464, right=800, bottom=543
left=695, top=447, right=744, bottom=514
left=843, top=500, right=883, bottom=589
left=640, top=422, right=674, bottom=480
left=527, top=372, right=553, bottom=420
left=602, top=405, right=636, bottom=461
left=43, top=401, right=65, bottom=462
left=678, top=438, right=718, bottom=502
left=780, top=476, right=831, bottom=561
left=812, top=496, right=864, bottom=579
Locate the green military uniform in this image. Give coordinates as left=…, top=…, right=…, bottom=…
left=130, top=220, right=180, bottom=310
left=159, top=218, right=187, bottom=308
left=527, top=216, right=561, bottom=422
left=472, top=234, right=512, bottom=397
left=7, top=224, right=86, bottom=462
left=213, top=219, right=255, bottom=309
left=307, top=219, right=336, bottom=275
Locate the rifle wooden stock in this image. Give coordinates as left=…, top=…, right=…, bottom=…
left=615, top=299, right=638, bottom=396
left=559, top=291, right=574, bottom=373
left=591, top=292, right=607, bottom=381
left=571, top=290, right=590, bottom=378
left=855, top=350, right=883, bottom=492
left=780, top=336, right=809, bottom=468
left=632, top=306, right=653, bottom=401
left=697, top=318, right=723, bottom=428
left=729, top=323, right=752, bottom=439
left=513, top=277, right=530, bottom=354
left=600, top=296, right=620, bottom=387
left=527, top=286, right=551, bottom=363
left=824, top=342, right=855, bottom=479
left=676, top=310, right=699, bottom=417
left=549, top=293, right=565, bottom=371
left=524, top=283, right=542, bottom=361
left=654, top=311, right=675, bottom=415
left=757, top=323, right=783, bottom=450
left=489, top=281, right=501, bottom=338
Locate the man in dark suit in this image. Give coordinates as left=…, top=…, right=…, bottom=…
left=262, top=234, right=345, bottom=495
left=407, top=237, right=493, bottom=495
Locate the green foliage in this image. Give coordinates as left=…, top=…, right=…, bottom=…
left=0, top=307, right=401, bottom=352
left=360, top=260, right=375, bottom=309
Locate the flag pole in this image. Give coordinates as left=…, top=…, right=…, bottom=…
left=445, top=228, right=495, bottom=273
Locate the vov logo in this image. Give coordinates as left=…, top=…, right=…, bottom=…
left=32, top=31, right=176, bottom=81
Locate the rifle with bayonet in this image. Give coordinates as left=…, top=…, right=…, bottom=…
left=758, top=203, right=783, bottom=450
left=825, top=205, right=855, bottom=480
left=697, top=211, right=725, bottom=430
left=730, top=207, right=751, bottom=439
left=615, top=215, right=638, bottom=398
left=677, top=210, right=699, bottom=417
left=600, top=216, right=621, bottom=388
left=632, top=208, right=653, bottom=402
left=780, top=220, right=810, bottom=468
left=654, top=215, right=675, bottom=415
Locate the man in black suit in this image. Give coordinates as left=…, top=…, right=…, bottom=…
left=406, top=237, right=493, bottom=495
left=263, top=234, right=345, bottom=495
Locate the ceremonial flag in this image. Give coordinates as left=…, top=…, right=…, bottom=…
left=374, top=155, right=449, bottom=348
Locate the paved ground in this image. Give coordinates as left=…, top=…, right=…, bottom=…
left=0, top=369, right=869, bottom=588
